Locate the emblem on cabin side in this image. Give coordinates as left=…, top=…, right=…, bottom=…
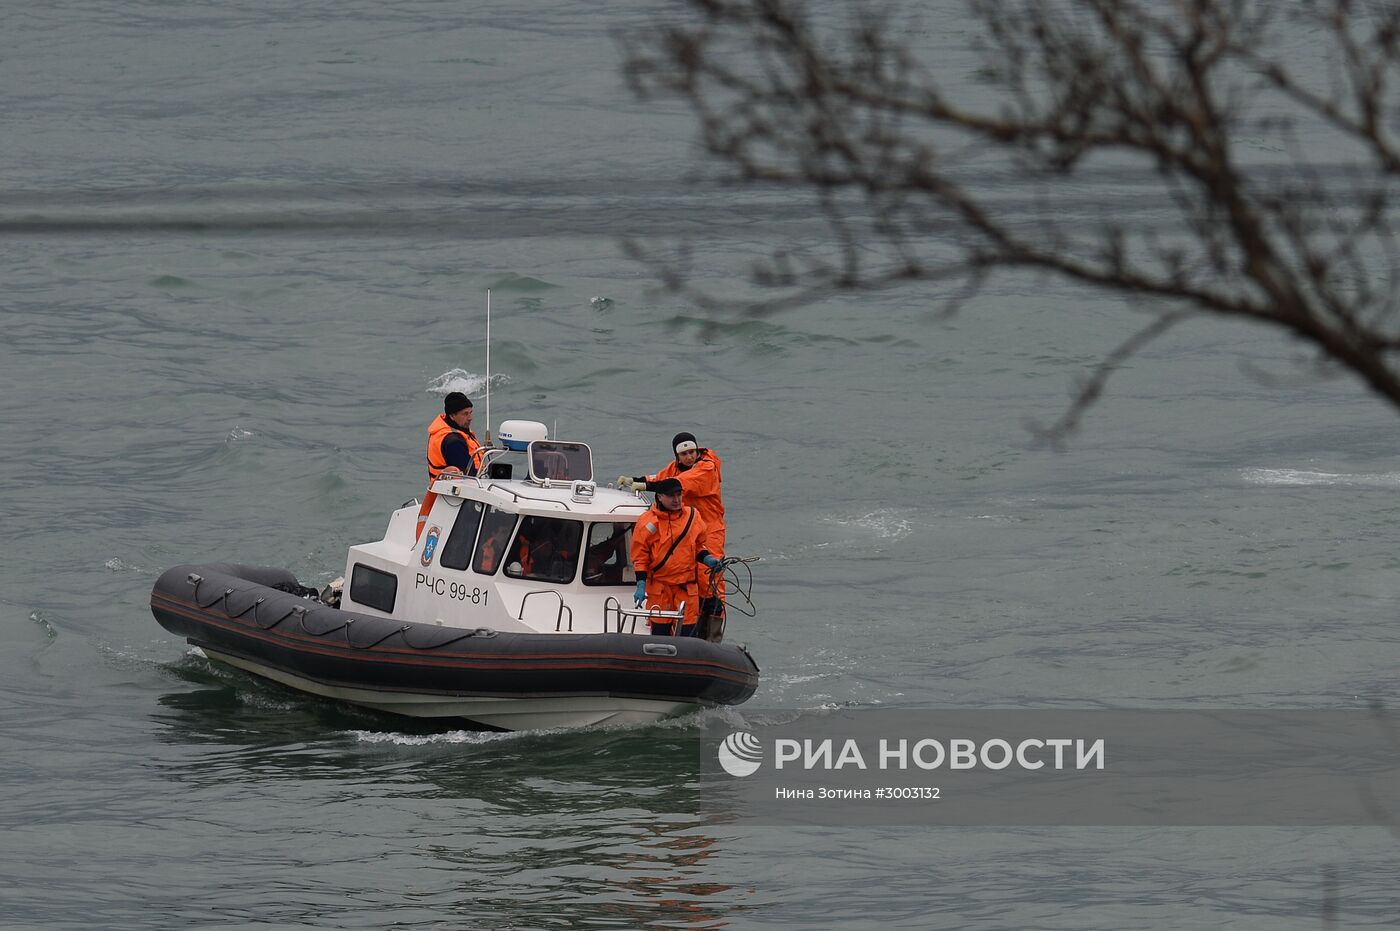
left=420, top=526, right=441, bottom=566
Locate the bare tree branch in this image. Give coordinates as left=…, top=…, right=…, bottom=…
left=1026, top=308, right=1190, bottom=446
left=623, top=0, right=1400, bottom=439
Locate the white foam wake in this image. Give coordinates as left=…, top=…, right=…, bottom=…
left=821, top=509, right=914, bottom=541
left=348, top=728, right=535, bottom=747
left=427, top=368, right=510, bottom=397
left=1241, top=468, right=1400, bottom=487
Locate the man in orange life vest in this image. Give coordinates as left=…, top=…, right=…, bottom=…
left=629, top=477, right=723, bottom=636
left=621, top=431, right=727, bottom=618
left=416, top=391, right=483, bottom=541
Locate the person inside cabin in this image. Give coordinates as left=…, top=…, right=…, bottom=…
left=507, top=527, right=537, bottom=578
left=508, top=518, right=579, bottom=582
left=583, top=524, right=631, bottom=585
left=620, top=431, right=728, bottom=618
left=416, top=392, right=484, bottom=541
left=477, top=520, right=512, bottom=574
left=629, top=477, right=723, bottom=637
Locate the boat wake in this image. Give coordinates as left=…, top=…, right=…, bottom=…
left=343, top=704, right=751, bottom=745
left=427, top=368, right=509, bottom=397
left=821, top=509, right=914, bottom=541
left=1241, top=468, right=1400, bottom=488
left=106, top=557, right=153, bottom=573
left=765, top=508, right=918, bottom=561
left=348, top=727, right=537, bottom=747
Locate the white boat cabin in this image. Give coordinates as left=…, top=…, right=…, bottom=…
left=341, top=424, right=665, bottom=635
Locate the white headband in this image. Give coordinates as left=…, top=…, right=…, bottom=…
left=674, top=439, right=698, bottom=454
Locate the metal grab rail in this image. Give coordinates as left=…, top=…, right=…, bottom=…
left=602, top=596, right=685, bottom=635
left=473, top=449, right=509, bottom=487
left=488, top=484, right=572, bottom=510
left=517, top=589, right=575, bottom=632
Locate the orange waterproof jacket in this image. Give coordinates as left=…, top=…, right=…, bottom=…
left=478, top=533, right=504, bottom=573
left=630, top=504, right=712, bottom=589
left=647, top=449, right=725, bottom=554
left=426, top=413, right=482, bottom=481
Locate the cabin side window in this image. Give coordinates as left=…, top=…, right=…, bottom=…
left=439, top=499, right=485, bottom=571
left=582, top=521, right=636, bottom=586
left=504, top=516, right=583, bottom=584
left=472, top=506, right=518, bottom=576
left=349, top=563, right=397, bottom=613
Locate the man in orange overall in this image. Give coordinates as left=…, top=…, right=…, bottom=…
left=629, top=478, right=723, bottom=636
left=621, top=432, right=727, bottom=623
left=416, top=392, right=483, bottom=541
left=622, top=432, right=725, bottom=556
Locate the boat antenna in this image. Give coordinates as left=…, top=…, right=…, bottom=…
left=485, top=289, right=492, bottom=445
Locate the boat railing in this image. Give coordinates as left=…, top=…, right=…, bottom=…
left=473, top=448, right=510, bottom=487
left=517, top=589, right=575, bottom=632
left=603, top=597, right=686, bottom=635
left=488, top=484, right=572, bottom=510
left=480, top=482, right=645, bottom=514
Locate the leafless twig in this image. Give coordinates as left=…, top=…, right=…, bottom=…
left=623, top=0, right=1400, bottom=440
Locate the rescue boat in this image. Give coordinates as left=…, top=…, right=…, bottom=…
left=150, top=421, right=760, bottom=730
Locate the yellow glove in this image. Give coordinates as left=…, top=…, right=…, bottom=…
left=617, top=475, right=634, bottom=490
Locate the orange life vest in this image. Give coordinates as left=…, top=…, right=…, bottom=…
left=479, top=535, right=501, bottom=572
left=416, top=414, right=484, bottom=542
left=426, top=413, right=482, bottom=481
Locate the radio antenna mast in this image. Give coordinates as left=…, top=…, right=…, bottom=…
left=485, top=289, right=491, bottom=444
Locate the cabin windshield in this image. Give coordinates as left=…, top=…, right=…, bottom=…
left=528, top=441, right=592, bottom=483
left=504, top=516, right=584, bottom=584
left=582, top=521, right=636, bottom=586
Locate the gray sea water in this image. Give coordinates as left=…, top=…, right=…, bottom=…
left=4, top=2, right=1399, bottom=928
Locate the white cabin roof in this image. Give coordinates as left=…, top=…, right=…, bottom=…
left=430, top=474, right=649, bottom=521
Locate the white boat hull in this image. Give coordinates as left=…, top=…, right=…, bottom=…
left=203, top=647, right=698, bottom=730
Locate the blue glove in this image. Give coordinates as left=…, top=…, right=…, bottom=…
left=634, top=579, right=646, bottom=606
left=703, top=555, right=723, bottom=570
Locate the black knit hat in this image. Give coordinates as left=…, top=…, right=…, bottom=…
left=652, top=477, right=683, bottom=496
left=444, top=392, right=473, bottom=415
left=672, top=432, right=698, bottom=455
